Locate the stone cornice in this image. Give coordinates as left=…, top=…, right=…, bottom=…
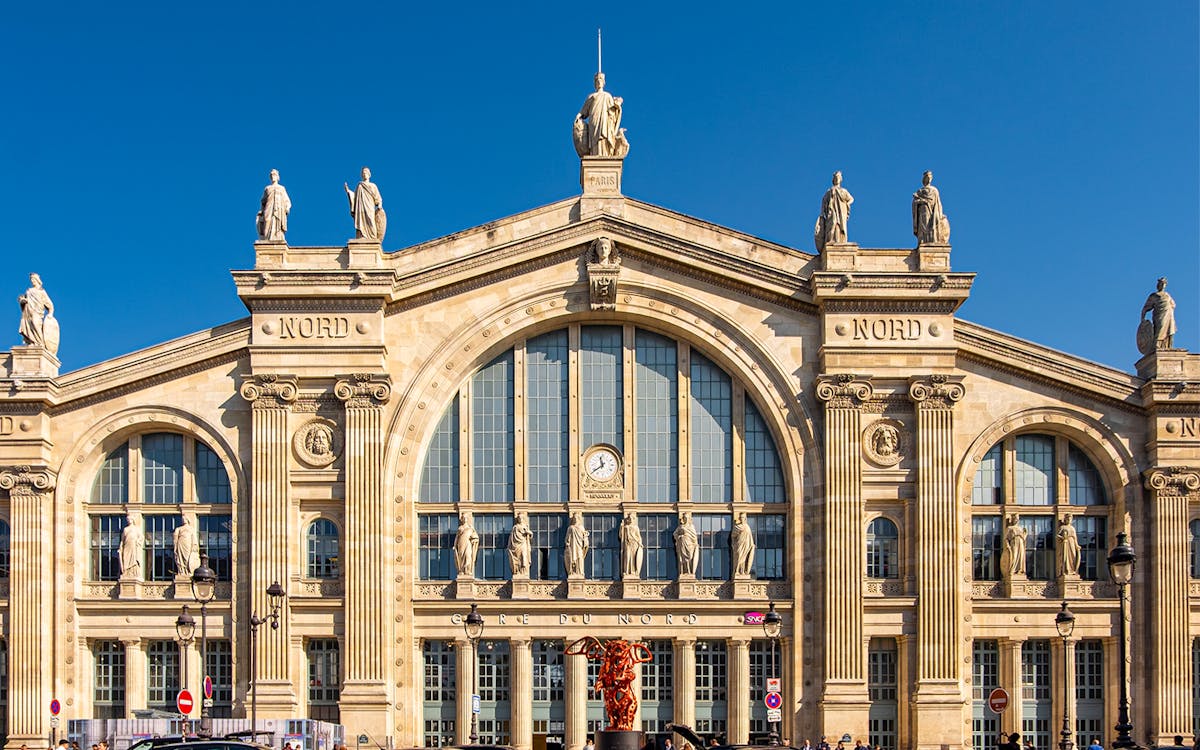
left=908, top=374, right=966, bottom=409
left=334, top=374, right=392, bottom=406
left=0, top=465, right=57, bottom=495
left=1144, top=466, right=1200, bottom=496
left=814, top=374, right=874, bottom=408
left=822, top=298, right=960, bottom=314
left=239, top=374, right=299, bottom=406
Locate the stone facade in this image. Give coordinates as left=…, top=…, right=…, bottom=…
left=0, top=158, right=1196, bottom=750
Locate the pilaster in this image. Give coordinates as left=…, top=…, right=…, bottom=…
left=814, top=375, right=872, bottom=735
left=454, top=640, right=472, bottom=745
left=907, top=375, right=967, bottom=750
left=673, top=638, right=697, bottom=733
left=1, top=466, right=55, bottom=748
left=124, top=638, right=147, bottom=713
left=728, top=638, right=751, bottom=744
left=1000, top=639, right=1023, bottom=737
left=335, top=374, right=393, bottom=740
left=566, top=649, right=588, bottom=750
left=510, top=638, right=533, bottom=750
left=1142, top=467, right=1198, bottom=743
left=238, top=374, right=300, bottom=715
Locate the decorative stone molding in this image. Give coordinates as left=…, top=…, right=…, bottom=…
left=416, top=582, right=454, bottom=599
left=585, top=238, right=621, bottom=311
left=908, top=374, right=965, bottom=408
left=1190, top=580, right=1200, bottom=599
left=864, top=579, right=905, bottom=597
left=0, top=465, right=57, bottom=496
left=299, top=579, right=344, bottom=598
left=862, top=419, right=905, bottom=466
left=239, top=374, right=298, bottom=406
left=293, top=418, right=341, bottom=468
left=814, top=374, right=874, bottom=408
left=1144, top=466, right=1200, bottom=496
left=334, top=374, right=392, bottom=406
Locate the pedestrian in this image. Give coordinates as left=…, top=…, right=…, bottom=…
left=817, top=737, right=831, bottom=750
left=664, top=739, right=674, bottom=750
left=998, top=733, right=1020, bottom=750
left=800, top=740, right=812, bottom=750
left=586, top=738, right=595, bottom=750
left=1086, top=738, right=1102, bottom=750
left=681, top=743, right=693, bottom=750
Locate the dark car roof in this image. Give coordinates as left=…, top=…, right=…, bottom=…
left=666, top=723, right=800, bottom=750
left=150, top=742, right=269, bottom=750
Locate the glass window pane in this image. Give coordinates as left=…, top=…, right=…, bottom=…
left=581, top=326, right=623, bottom=451
left=204, top=640, right=233, bottom=716
left=585, top=514, right=621, bottom=581
left=527, top=331, right=570, bottom=503
left=971, top=516, right=1002, bottom=581
left=695, top=514, right=731, bottom=580
left=144, top=515, right=181, bottom=581
left=1019, top=516, right=1055, bottom=580
left=1192, top=520, right=1200, bottom=579
left=0, top=520, right=10, bottom=578
left=420, top=399, right=460, bottom=503
left=472, top=352, right=514, bottom=503
left=529, top=514, right=566, bottom=581
left=199, top=515, right=233, bottom=581
left=638, top=513, right=677, bottom=580
left=92, top=445, right=128, bottom=504
left=141, top=433, right=184, bottom=504
left=195, top=442, right=231, bottom=504
left=308, top=639, right=341, bottom=704
left=690, top=353, right=732, bottom=503
left=744, top=399, right=785, bottom=504
left=867, top=517, right=899, bottom=580
left=635, top=331, right=678, bottom=503
left=306, top=519, right=339, bottom=579
left=146, top=640, right=180, bottom=710
left=1068, top=445, right=1107, bottom=506
left=94, top=640, right=127, bottom=717
left=420, top=514, right=458, bottom=580
left=424, top=640, right=457, bottom=703
left=1015, top=435, right=1055, bottom=505
left=748, top=514, right=785, bottom=580
left=1072, top=516, right=1107, bottom=581
left=532, top=639, right=564, bottom=702
left=972, top=444, right=1002, bottom=505
left=474, top=514, right=513, bottom=580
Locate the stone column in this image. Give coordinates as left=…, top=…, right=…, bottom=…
left=814, top=375, right=873, bottom=735
left=566, top=650, right=588, bottom=750
left=455, top=640, right=473, bottom=745
left=1143, top=467, right=1198, bottom=743
left=1000, top=639, right=1024, bottom=738
left=673, top=638, right=696, bottom=731
left=907, top=375, right=966, bottom=750
left=335, top=374, right=393, bottom=738
left=896, top=635, right=912, bottom=749
left=0, top=466, right=55, bottom=748
left=511, top=638, right=533, bottom=750
left=728, top=638, right=751, bottom=744
left=124, top=638, right=148, bottom=712
left=1052, top=638, right=1077, bottom=747
left=238, top=374, right=299, bottom=715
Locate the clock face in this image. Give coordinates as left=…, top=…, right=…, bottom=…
left=585, top=447, right=619, bottom=481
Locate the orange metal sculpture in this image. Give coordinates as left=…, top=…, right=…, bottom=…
left=565, top=636, right=653, bottom=731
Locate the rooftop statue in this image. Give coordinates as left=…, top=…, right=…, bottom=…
left=814, top=171, right=854, bottom=252
left=1138, top=276, right=1177, bottom=354
left=18, top=272, right=58, bottom=355
left=912, top=170, right=950, bottom=245
left=344, top=167, right=386, bottom=242
left=574, top=71, right=629, bottom=159
left=256, top=169, right=291, bottom=242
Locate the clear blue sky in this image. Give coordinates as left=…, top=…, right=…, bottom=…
left=2, top=1, right=1196, bottom=374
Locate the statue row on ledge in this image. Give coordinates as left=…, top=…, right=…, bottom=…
left=255, top=167, right=386, bottom=243
left=453, top=510, right=757, bottom=580
left=117, top=514, right=200, bottom=581
left=813, top=170, right=952, bottom=252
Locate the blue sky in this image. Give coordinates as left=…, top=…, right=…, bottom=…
left=2, top=1, right=1196, bottom=373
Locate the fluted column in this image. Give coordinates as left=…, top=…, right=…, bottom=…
left=566, top=650, right=588, bottom=750
left=335, top=374, right=393, bottom=736
left=238, top=374, right=299, bottom=714
left=124, top=638, right=148, bottom=712
left=1143, top=467, right=1198, bottom=743
left=1, top=466, right=55, bottom=747
left=455, top=640, right=473, bottom=745
left=510, top=638, right=533, bottom=750
left=1000, top=639, right=1024, bottom=737
left=673, top=638, right=696, bottom=731
left=728, top=638, right=751, bottom=744
left=907, top=375, right=966, bottom=750
left=814, top=375, right=872, bottom=735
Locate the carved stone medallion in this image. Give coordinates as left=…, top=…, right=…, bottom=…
left=863, top=419, right=904, bottom=466
left=293, top=418, right=341, bottom=468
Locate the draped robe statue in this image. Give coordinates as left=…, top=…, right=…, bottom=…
left=173, top=516, right=200, bottom=576
left=256, top=169, right=291, bottom=241
left=454, top=512, right=479, bottom=576
left=344, top=167, right=385, bottom=241
left=912, top=170, right=950, bottom=244
left=731, top=512, right=756, bottom=576
left=674, top=512, right=699, bottom=575
left=1057, top=516, right=1081, bottom=578
left=814, top=171, right=854, bottom=251
left=508, top=512, right=532, bottom=575
left=620, top=512, right=643, bottom=577
left=1139, top=276, right=1177, bottom=353
left=565, top=513, right=589, bottom=575
left=18, top=272, right=57, bottom=354
left=119, top=515, right=143, bottom=580
left=574, top=73, right=628, bottom=158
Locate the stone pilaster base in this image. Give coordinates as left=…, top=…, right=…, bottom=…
left=579, top=157, right=625, bottom=219
left=1003, top=573, right=1026, bottom=598
left=621, top=578, right=641, bottom=599
left=676, top=574, right=698, bottom=599
left=119, top=578, right=143, bottom=599
left=338, top=680, right=391, bottom=745
left=818, top=680, right=870, bottom=741
left=511, top=575, right=530, bottom=600
left=173, top=574, right=196, bottom=601
left=567, top=573, right=586, bottom=599
left=253, top=240, right=288, bottom=269
left=911, top=679, right=967, bottom=750
left=818, top=243, right=860, bottom=271
left=243, top=678, right=300, bottom=718
left=455, top=577, right=477, bottom=600
left=732, top=575, right=756, bottom=599
left=915, top=242, right=951, bottom=272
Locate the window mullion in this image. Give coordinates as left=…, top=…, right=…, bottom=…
left=514, top=342, right=527, bottom=503
left=459, top=387, right=471, bottom=503
left=128, top=434, right=142, bottom=506
left=622, top=324, right=635, bottom=504
left=568, top=324, right=581, bottom=503
left=677, top=341, right=691, bottom=501
left=1002, top=436, right=1014, bottom=506
left=1054, top=435, right=1069, bottom=506
left=732, top=383, right=745, bottom=505
left=182, top=436, right=196, bottom=505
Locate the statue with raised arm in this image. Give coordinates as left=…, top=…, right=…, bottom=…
left=674, top=512, right=699, bottom=575
left=119, top=515, right=143, bottom=580
left=814, top=171, right=854, bottom=252
left=731, top=512, right=756, bottom=576
left=574, top=72, right=628, bottom=159
left=454, top=511, right=479, bottom=576
left=256, top=169, right=291, bottom=241
left=565, top=513, right=590, bottom=575
left=508, top=511, right=532, bottom=575
left=912, top=170, right=950, bottom=244
left=1003, top=514, right=1027, bottom=576
left=1138, top=276, right=1177, bottom=353
left=173, top=516, right=200, bottom=576
left=620, top=512, right=642, bottom=577
left=344, top=167, right=386, bottom=241
left=18, top=273, right=58, bottom=354
left=1057, top=515, right=1081, bottom=578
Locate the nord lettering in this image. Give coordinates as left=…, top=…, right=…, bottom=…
left=0, top=417, right=12, bottom=436
left=278, top=316, right=350, bottom=339
left=1182, top=418, right=1198, bottom=438
left=851, top=318, right=922, bottom=341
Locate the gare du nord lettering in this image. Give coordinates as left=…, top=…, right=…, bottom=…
left=278, top=315, right=351, bottom=339
left=852, top=317, right=923, bottom=341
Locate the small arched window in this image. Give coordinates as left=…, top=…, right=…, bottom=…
left=307, top=519, right=340, bottom=579
left=867, top=517, right=899, bottom=579
left=0, top=519, right=9, bottom=578
left=1191, top=520, right=1200, bottom=579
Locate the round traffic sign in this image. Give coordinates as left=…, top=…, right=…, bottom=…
left=177, top=689, right=194, bottom=715
left=987, top=687, right=1010, bottom=714
left=50, top=699, right=61, bottom=716
left=203, top=675, right=213, bottom=700
left=764, top=691, right=783, bottom=710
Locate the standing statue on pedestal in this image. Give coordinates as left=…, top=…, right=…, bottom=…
left=1057, top=515, right=1081, bottom=578
left=454, top=511, right=479, bottom=576
left=344, top=167, right=386, bottom=242
left=620, top=512, right=642, bottom=577
left=731, top=512, right=756, bottom=576
left=18, top=273, right=58, bottom=354
left=119, top=514, right=143, bottom=580
left=256, top=169, right=291, bottom=242
left=674, top=512, right=699, bottom=576
left=1003, top=514, right=1027, bottom=576
left=508, top=511, right=532, bottom=576
left=565, top=512, right=590, bottom=575
left=912, top=170, right=950, bottom=245
left=813, top=171, right=854, bottom=252
left=173, top=516, right=200, bottom=576
left=573, top=72, right=629, bottom=159
left=1138, top=276, right=1177, bottom=354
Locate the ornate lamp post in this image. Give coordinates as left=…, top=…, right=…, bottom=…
left=1054, top=601, right=1076, bottom=750
left=464, top=603, right=485, bottom=744
left=175, top=606, right=196, bottom=723
left=1107, top=533, right=1137, bottom=750
left=249, top=580, right=286, bottom=738
left=190, top=554, right=217, bottom=737
left=762, top=601, right=783, bottom=747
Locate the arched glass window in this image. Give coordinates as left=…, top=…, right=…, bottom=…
left=142, top=433, right=184, bottom=504
left=1191, top=520, right=1200, bottom=579
left=307, top=519, right=339, bottom=579
left=972, top=444, right=1002, bottom=505
left=1067, top=445, right=1107, bottom=505
left=1014, top=435, right=1055, bottom=505
left=867, top=517, right=899, bottom=579
left=92, top=445, right=128, bottom=504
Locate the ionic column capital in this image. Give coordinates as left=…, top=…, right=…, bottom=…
left=0, top=465, right=56, bottom=496
left=239, top=374, right=298, bottom=406
left=1143, top=466, right=1200, bottom=496
left=814, top=374, right=874, bottom=408
left=907, top=374, right=965, bottom=409
left=510, top=636, right=532, bottom=650
left=334, top=373, right=392, bottom=406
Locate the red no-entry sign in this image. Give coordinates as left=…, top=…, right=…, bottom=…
left=177, top=689, right=194, bottom=715
left=987, top=687, right=1010, bottom=714
left=764, top=692, right=783, bottom=710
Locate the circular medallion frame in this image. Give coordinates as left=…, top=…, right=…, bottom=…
left=863, top=419, right=905, bottom=467
left=293, top=418, right=341, bottom=468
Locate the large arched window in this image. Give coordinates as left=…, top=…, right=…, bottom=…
left=306, top=519, right=340, bottom=579
left=866, top=517, right=899, bottom=579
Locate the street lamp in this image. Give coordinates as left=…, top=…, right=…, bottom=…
left=190, top=554, right=217, bottom=738
left=249, top=580, right=286, bottom=739
left=762, top=601, right=783, bottom=747
left=464, top=603, right=484, bottom=744
left=1054, top=601, right=1076, bottom=750
left=176, top=606, right=196, bottom=724
left=1107, top=533, right=1137, bottom=750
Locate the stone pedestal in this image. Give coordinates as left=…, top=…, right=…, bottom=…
left=455, top=576, right=477, bottom=600
left=174, top=573, right=195, bottom=601
left=1135, top=348, right=1197, bottom=380
left=676, top=573, right=698, bottom=599
left=511, top=573, right=530, bottom=600
left=595, top=730, right=643, bottom=750
left=567, top=572, right=586, bottom=599
left=253, top=240, right=288, bottom=269
left=818, top=243, right=860, bottom=271
left=9, top=346, right=59, bottom=379
left=732, top=574, right=755, bottom=599
left=1003, top=572, right=1027, bottom=598
left=119, top=577, right=143, bottom=599
left=915, top=242, right=951, bottom=272
left=347, top=239, right=383, bottom=268
left=621, top=577, right=641, bottom=599
left=579, top=157, right=625, bottom=219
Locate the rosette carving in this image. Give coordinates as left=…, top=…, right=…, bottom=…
left=0, top=465, right=57, bottom=495
left=1144, top=466, right=1200, bottom=496
left=334, top=373, right=392, bottom=406
left=239, top=374, right=299, bottom=406
left=814, top=374, right=874, bottom=408
left=908, top=374, right=965, bottom=409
